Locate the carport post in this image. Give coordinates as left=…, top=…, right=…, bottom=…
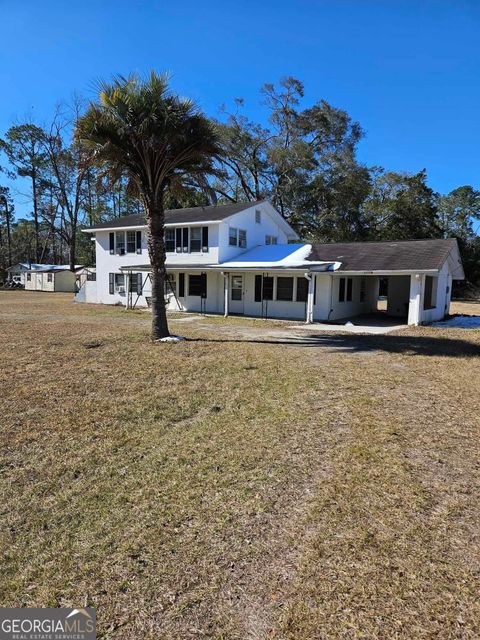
left=222, top=272, right=229, bottom=318
left=408, top=273, right=424, bottom=325
left=305, top=272, right=314, bottom=323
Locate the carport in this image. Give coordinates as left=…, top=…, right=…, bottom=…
left=306, top=239, right=465, bottom=326
left=323, top=271, right=442, bottom=327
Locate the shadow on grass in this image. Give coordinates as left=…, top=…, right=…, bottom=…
left=187, top=334, right=480, bottom=358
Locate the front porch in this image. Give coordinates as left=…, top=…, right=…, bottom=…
left=117, top=266, right=451, bottom=327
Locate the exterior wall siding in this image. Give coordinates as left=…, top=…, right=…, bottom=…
left=420, top=262, right=450, bottom=323
left=326, top=275, right=374, bottom=321
left=217, top=203, right=290, bottom=262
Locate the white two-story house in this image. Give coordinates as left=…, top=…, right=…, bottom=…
left=78, top=200, right=464, bottom=325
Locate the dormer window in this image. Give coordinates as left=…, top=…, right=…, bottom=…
left=255, top=209, right=261, bottom=224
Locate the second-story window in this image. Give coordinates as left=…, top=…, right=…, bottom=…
left=229, top=227, right=238, bottom=246
left=239, top=229, right=247, bottom=248
left=190, top=227, right=201, bottom=252
left=126, top=231, right=136, bottom=253
left=255, top=209, right=261, bottom=224
left=165, top=228, right=175, bottom=253
left=265, top=235, right=278, bottom=245
left=116, top=231, right=125, bottom=255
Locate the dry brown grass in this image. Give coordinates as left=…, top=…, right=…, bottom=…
left=450, top=299, right=480, bottom=316
left=1, top=291, right=480, bottom=639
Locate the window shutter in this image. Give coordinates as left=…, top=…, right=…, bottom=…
left=137, top=273, right=143, bottom=295
left=254, top=275, right=262, bottom=302
left=339, top=278, right=346, bottom=302
left=176, top=228, right=182, bottom=253
left=109, top=273, right=114, bottom=294
left=109, top=233, right=114, bottom=254
left=179, top=273, right=185, bottom=297
left=201, top=273, right=207, bottom=299
left=136, top=231, right=142, bottom=254
left=182, top=228, right=189, bottom=252
left=347, top=278, right=353, bottom=302
left=202, top=226, right=209, bottom=252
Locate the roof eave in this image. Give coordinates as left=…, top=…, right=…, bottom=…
left=330, top=269, right=440, bottom=276
left=83, top=219, right=223, bottom=233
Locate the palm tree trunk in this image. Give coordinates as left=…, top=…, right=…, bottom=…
left=147, top=199, right=170, bottom=340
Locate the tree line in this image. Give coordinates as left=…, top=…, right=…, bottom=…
left=1, top=76, right=479, bottom=285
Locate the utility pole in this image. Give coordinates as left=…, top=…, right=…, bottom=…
left=0, top=193, right=12, bottom=268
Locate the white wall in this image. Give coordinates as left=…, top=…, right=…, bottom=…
left=324, top=275, right=374, bottom=321
left=164, top=223, right=220, bottom=265
left=218, top=203, right=290, bottom=262
left=420, top=262, right=450, bottom=323
left=75, top=279, right=98, bottom=303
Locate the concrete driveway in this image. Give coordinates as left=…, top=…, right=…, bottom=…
left=170, top=312, right=406, bottom=342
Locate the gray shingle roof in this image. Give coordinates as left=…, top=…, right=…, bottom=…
left=307, top=238, right=458, bottom=272
left=85, top=201, right=265, bottom=230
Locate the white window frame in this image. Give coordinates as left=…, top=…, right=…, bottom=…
left=190, top=226, right=202, bottom=253
left=114, top=273, right=125, bottom=292
left=231, top=275, right=243, bottom=301
left=276, top=276, right=294, bottom=302
left=165, top=228, right=175, bottom=253
left=115, top=231, right=126, bottom=255
left=126, top=230, right=136, bottom=253
left=265, top=235, right=278, bottom=245
left=229, top=227, right=238, bottom=246
left=238, top=229, right=247, bottom=249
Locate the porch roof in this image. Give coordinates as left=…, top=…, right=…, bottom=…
left=119, top=244, right=338, bottom=273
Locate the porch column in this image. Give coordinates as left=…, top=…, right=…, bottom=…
left=223, top=272, right=229, bottom=317
left=445, top=273, right=453, bottom=315
left=305, top=273, right=314, bottom=323
left=408, top=273, right=424, bottom=325
left=124, top=272, right=129, bottom=310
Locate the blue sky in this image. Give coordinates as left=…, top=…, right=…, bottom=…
left=1, top=0, right=479, bottom=214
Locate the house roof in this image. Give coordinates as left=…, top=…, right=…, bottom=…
left=120, top=238, right=463, bottom=275
left=306, top=238, right=460, bottom=273
left=84, top=201, right=266, bottom=231
left=216, top=244, right=338, bottom=270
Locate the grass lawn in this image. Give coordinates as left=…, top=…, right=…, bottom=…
left=1, top=291, right=480, bottom=639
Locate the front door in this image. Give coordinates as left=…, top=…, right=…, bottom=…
left=230, top=274, right=244, bottom=314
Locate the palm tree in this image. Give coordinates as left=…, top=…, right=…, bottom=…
left=75, top=72, right=220, bottom=339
